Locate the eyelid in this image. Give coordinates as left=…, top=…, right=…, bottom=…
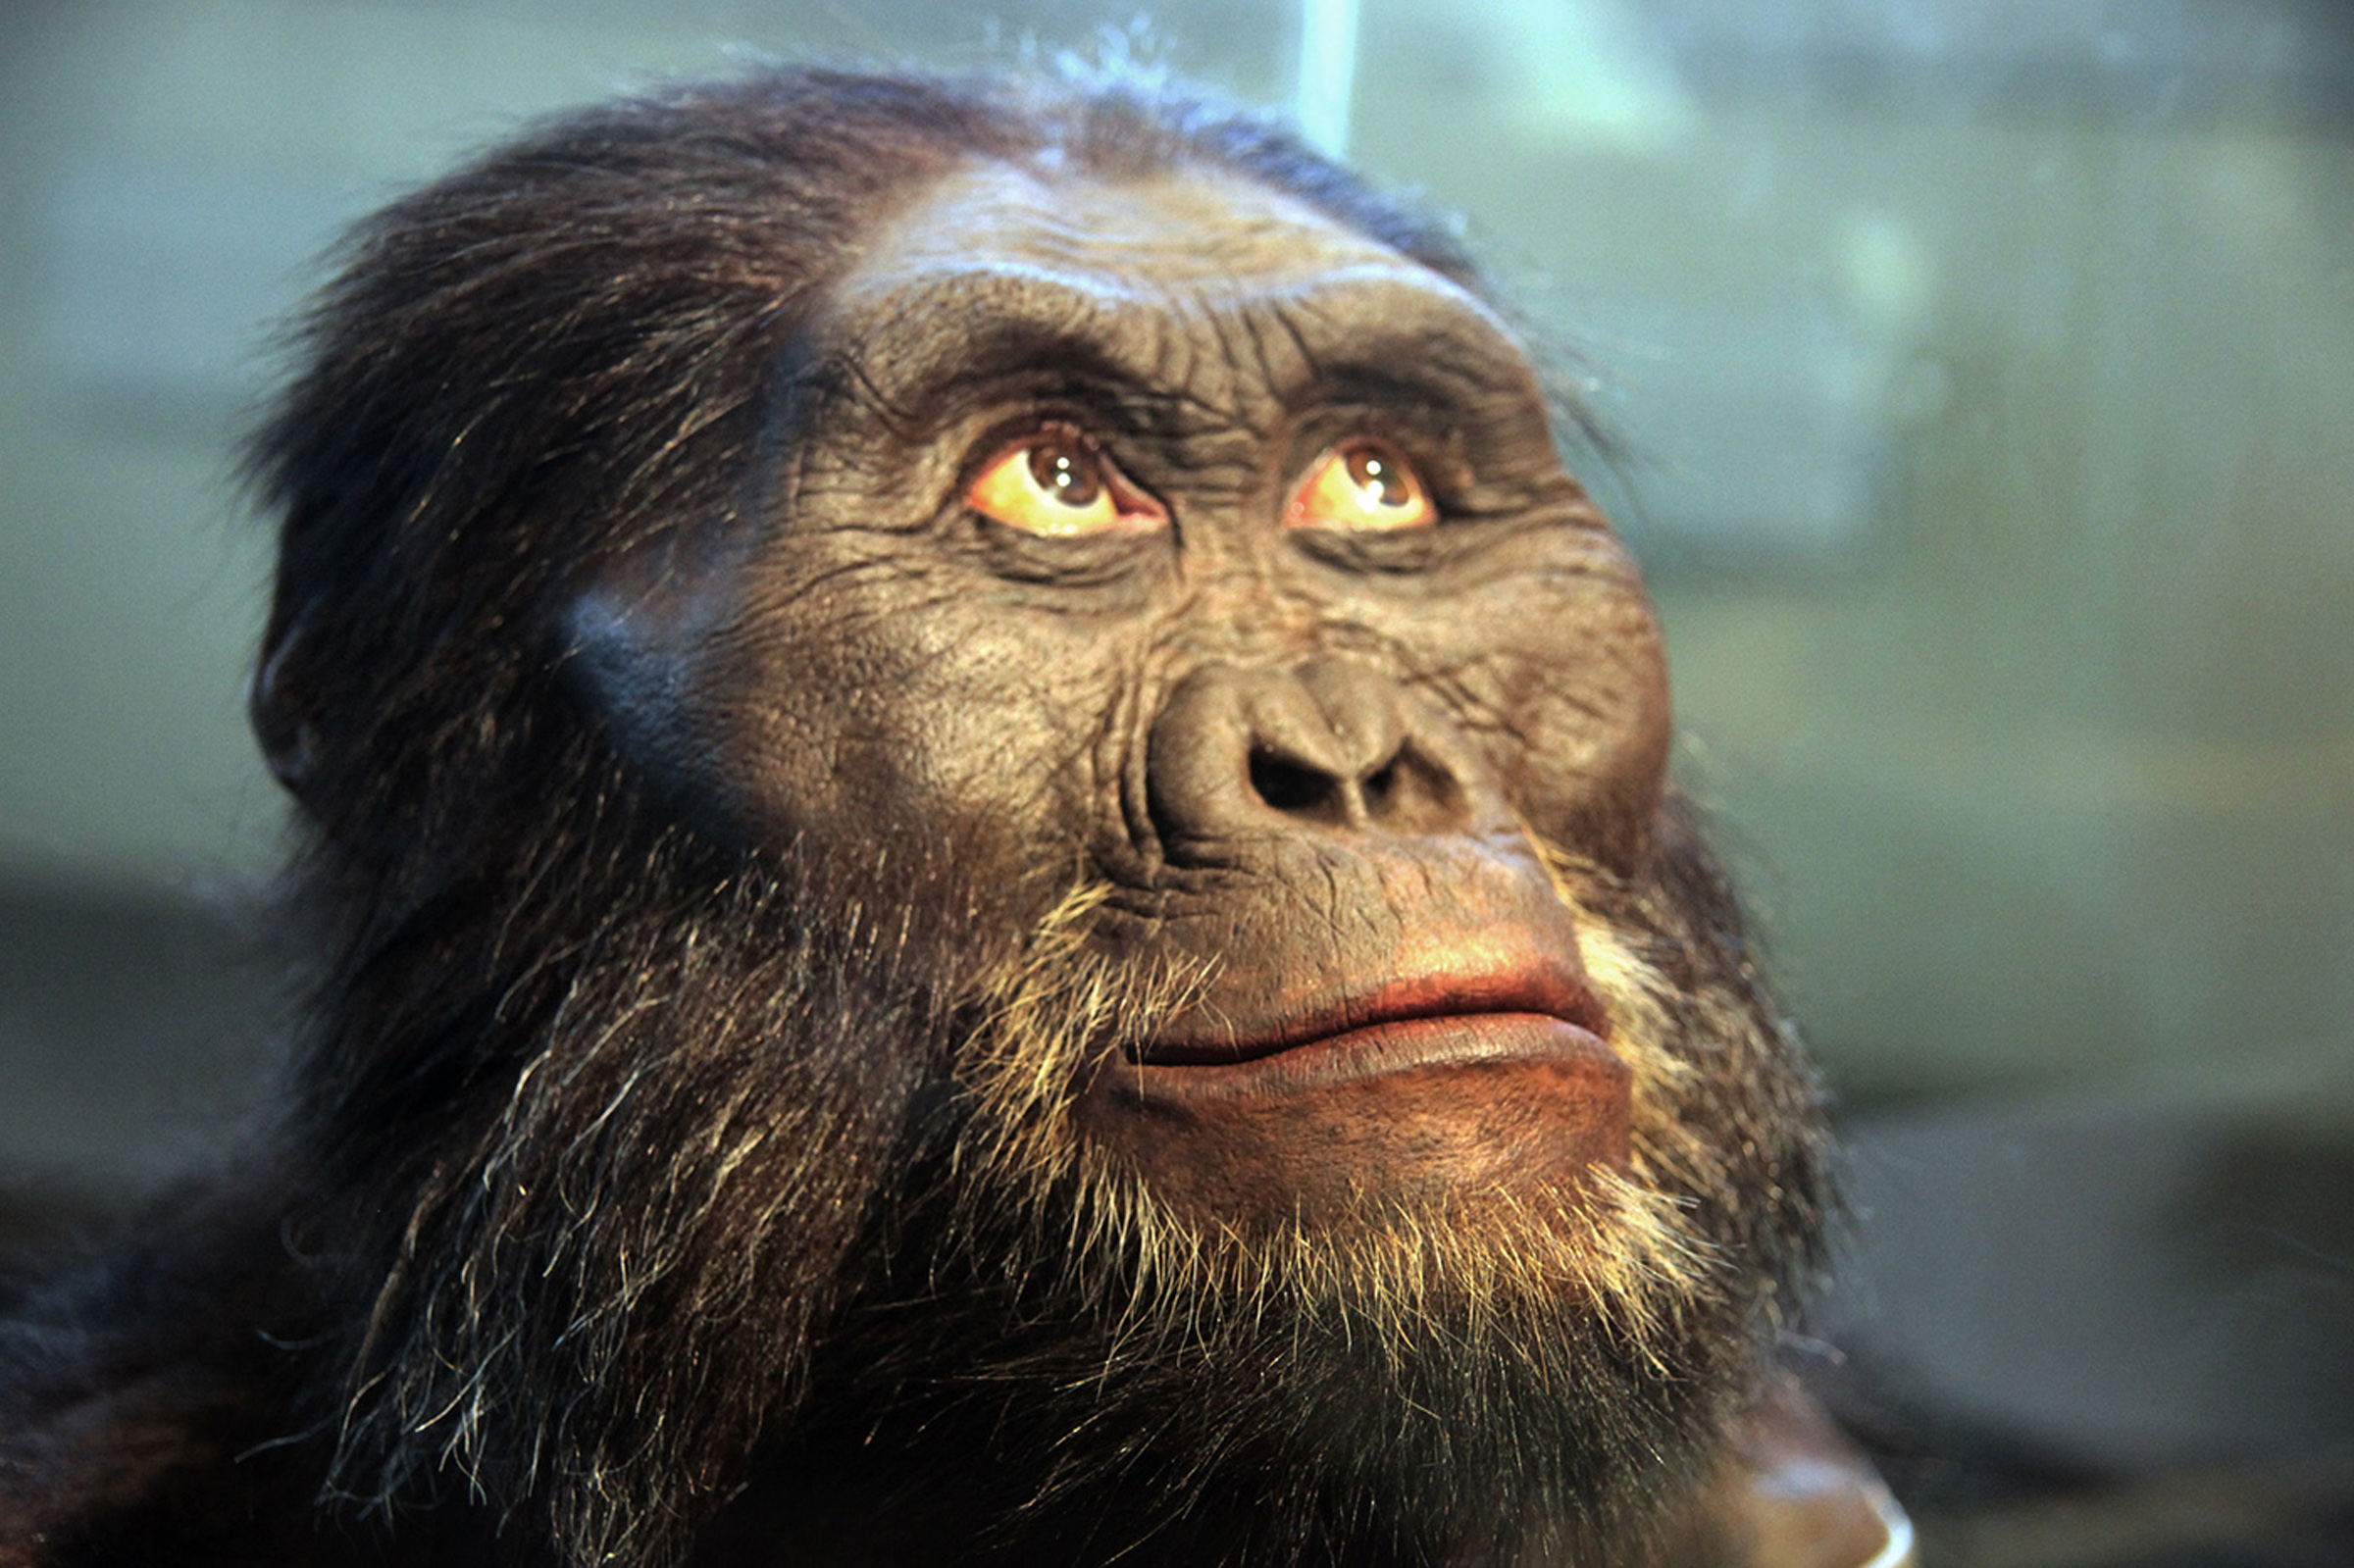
left=1284, top=438, right=1438, bottom=531
left=964, top=423, right=1168, bottom=537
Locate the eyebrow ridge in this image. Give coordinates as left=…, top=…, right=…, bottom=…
left=823, top=260, right=1529, bottom=433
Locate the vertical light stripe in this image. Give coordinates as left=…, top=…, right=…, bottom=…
left=1295, top=0, right=1361, bottom=159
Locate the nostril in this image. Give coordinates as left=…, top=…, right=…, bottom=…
left=1249, top=751, right=1338, bottom=817
left=1358, top=746, right=1463, bottom=833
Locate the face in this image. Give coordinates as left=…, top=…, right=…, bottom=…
left=578, top=158, right=1676, bottom=1235
left=266, top=127, right=1826, bottom=1563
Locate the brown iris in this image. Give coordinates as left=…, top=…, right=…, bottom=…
left=1284, top=439, right=1437, bottom=531
left=967, top=427, right=1167, bottom=536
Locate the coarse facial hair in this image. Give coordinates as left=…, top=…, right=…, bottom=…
left=324, top=811, right=1819, bottom=1568
left=319, top=835, right=963, bottom=1568
left=829, top=822, right=1829, bottom=1566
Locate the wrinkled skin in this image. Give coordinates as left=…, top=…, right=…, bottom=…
left=580, top=163, right=1670, bottom=1229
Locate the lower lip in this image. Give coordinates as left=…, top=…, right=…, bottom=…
left=1110, top=1013, right=1618, bottom=1104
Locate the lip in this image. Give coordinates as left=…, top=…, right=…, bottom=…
left=1110, top=961, right=1619, bottom=1107
left=1109, top=1012, right=1622, bottom=1106
left=1134, top=962, right=1611, bottom=1068
left=1089, top=954, right=1634, bottom=1209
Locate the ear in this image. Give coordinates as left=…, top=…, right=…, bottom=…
left=249, top=600, right=322, bottom=795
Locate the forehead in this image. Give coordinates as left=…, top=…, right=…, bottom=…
left=818, top=159, right=1528, bottom=421
left=842, top=158, right=1429, bottom=303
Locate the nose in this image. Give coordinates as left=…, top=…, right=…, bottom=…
left=1145, top=659, right=1499, bottom=854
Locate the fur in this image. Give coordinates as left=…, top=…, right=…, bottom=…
left=0, top=66, right=1826, bottom=1568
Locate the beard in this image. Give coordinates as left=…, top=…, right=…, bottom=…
left=793, top=814, right=1829, bottom=1567
left=304, top=822, right=961, bottom=1568
left=310, top=798, right=1823, bottom=1568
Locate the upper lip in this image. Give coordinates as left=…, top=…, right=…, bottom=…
left=1135, top=962, right=1609, bottom=1066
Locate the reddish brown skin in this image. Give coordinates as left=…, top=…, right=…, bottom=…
left=1095, top=1030, right=1632, bottom=1220
left=611, top=168, right=1673, bottom=1239
left=1091, top=837, right=1631, bottom=1220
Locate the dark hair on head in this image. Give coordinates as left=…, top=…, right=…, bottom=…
left=246, top=65, right=1476, bottom=877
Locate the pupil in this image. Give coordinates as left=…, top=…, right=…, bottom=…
left=1347, top=446, right=1406, bottom=507
left=1029, top=440, right=1100, bottom=507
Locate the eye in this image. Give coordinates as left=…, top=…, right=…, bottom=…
left=1284, top=439, right=1437, bottom=531
left=966, top=426, right=1167, bottom=537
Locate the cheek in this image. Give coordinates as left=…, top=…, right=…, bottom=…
left=699, top=589, right=1116, bottom=910
left=1530, top=595, right=1673, bottom=862
left=1432, top=578, right=1672, bottom=867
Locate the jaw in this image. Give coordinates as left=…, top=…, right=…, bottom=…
left=785, top=833, right=1828, bottom=1568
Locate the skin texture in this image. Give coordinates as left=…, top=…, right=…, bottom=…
left=586, top=161, right=1674, bottom=1231
left=0, top=69, right=1848, bottom=1568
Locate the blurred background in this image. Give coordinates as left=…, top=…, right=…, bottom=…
left=2, top=1, right=2349, bottom=1560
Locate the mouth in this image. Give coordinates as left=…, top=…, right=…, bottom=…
left=1118, top=963, right=1617, bottom=1098
left=1085, top=953, right=1636, bottom=1214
